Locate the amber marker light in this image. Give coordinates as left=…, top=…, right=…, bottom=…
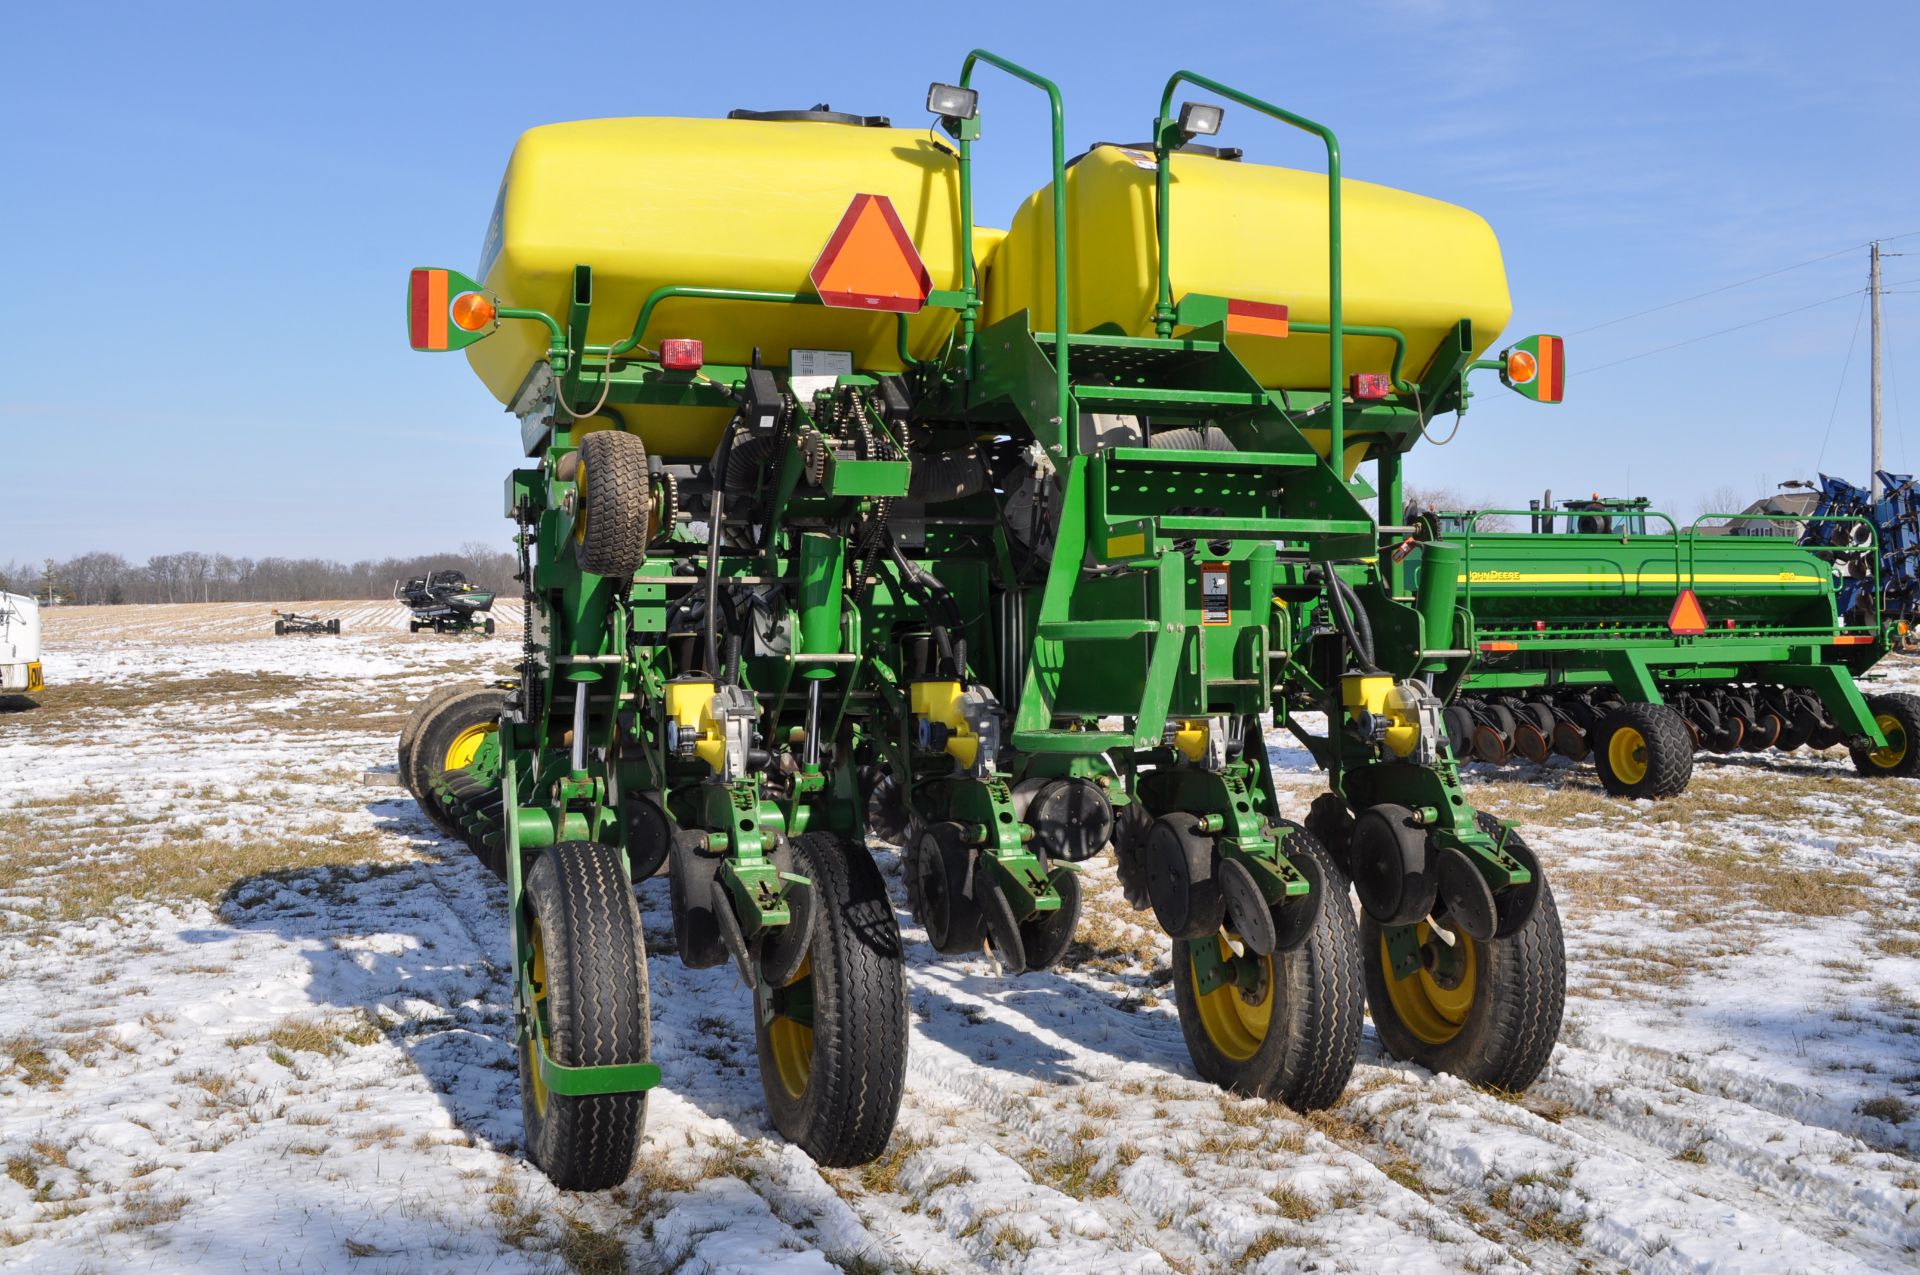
left=450, top=291, right=497, bottom=332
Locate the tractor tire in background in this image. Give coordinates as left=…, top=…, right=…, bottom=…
left=1851, top=692, right=1920, bottom=778
left=572, top=429, right=652, bottom=578
left=274, top=620, right=286, bottom=636
left=1592, top=702, right=1692, bottom=798
left=1172, top=831, right=1362, bottom=1110
left=398, top=683, right=474, bottom=797
left=755, top=831, right=908, bottom=1166
left=518, top=843, right=650, bottom=1190
left=1362, top=837, right=1565, bottom=1093
left=403, top=685, right=506, bottom=838
left=485, top=617, right=497, bottom=636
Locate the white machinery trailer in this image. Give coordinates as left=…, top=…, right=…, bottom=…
left=0, top=592, right=43, bottom=693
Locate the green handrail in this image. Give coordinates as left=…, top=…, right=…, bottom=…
left=1152, top=72, right=1343, bottom=463
left=1691, top=512, right=1883, bottom=632
left=961, top=50, right=1070, bottom=443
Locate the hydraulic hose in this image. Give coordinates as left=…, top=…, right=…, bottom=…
left=1327, top=572, right=1382, bottom=675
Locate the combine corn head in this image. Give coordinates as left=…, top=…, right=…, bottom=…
left=1413, top=494, right=1912, bottom=797
left=399, top=53, right=1569, bottom=1188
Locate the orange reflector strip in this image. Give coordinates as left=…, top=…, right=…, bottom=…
left=426, top=268, right=448, bottom=350
left=1226, top=299, right=1290, bottom=338
left=1833, top=634, right=1875, bottom=645
left=1667, top=588, right=1707, bottom=636
left=1478, top=641, right=1517, bottom=652
left=1536, top=336, right=1563, bottom=403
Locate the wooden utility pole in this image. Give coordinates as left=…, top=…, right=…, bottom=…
left=1872, top=240, right=1884, bottom=501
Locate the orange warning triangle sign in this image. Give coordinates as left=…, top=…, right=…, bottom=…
left=1668, top=588, right=1708, bottom=636
left=810, top=194, right=931, bottom=314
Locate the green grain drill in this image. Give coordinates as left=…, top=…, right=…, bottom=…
left=1408, top=495, right=1913, bottom=797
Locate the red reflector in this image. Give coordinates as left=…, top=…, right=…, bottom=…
left=1667, top=588, right=1708, bottom=636
left=1533, top=620, right=1548, bottom=631
left=1351, top=373, right=1392, bottom=400
left=1723, top=618, right=1737, bottom=630
left=1834, top=634, right=1874, bottom=645
left=1479, top=641, right=1518, bottom=652
left=660, top=338, right=703, bottom=371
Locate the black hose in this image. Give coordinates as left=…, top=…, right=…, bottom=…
left=888, top=540, right=969, bottom=677
left=1327, top=573, right=1382, bottom=675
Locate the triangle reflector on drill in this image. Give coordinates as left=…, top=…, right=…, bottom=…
left=1668, top=588, right=1708, bottom=636
left=810, top=194, right=931, bottom=314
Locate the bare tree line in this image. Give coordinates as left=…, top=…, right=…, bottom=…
left=0, top=543, right=517, bottom=606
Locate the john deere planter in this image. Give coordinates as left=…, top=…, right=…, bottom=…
left=1407, top=496, right=1908, bottom=797
left=400, top=54, right=1570, bottom=1187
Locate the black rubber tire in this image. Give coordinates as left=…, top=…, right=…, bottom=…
left=1362, top=875, right=1565, bottom=1093
left=274, top=619, right=285, bottom=636
left=1851, top=692, right=1920, bottom=778
left=1303, top=793, right=1355, bottom=877
left=398, top=682, right=470, bottom=794
left=756, top=831, right=907, bottom=1166
left=329, top=618, right=341, bottom=635
left=485, top=617, right=497, bottom=636
left=573, top=430, right=652, bottom=578
left=1171, top=831, right=1361, bottom=1110
left=519, top=843, right=650, bottom=1191
left=1592, top=702, right=1692, bottom=799
left=406, top=686, right=506, bottom=837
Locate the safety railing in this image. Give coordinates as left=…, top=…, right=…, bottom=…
left=960, top=50, right=1070, bottom=434
left=1151, top=71, right=1345, bottom=460
left=1691, top=512, right=1883, bottom=633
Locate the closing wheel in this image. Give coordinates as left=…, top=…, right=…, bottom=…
left=403, top=685, right=506, bottom=839
left=1018, top=863, right=1081, bottom=973
left=1851, top=692, right=1920, bottom=778
left=1593, top=702, right=1692, bottom=799
left=1171, top=830, right=1361, bottom=1110
left=909, top=821, right=987, bottom=956
left=572, top=429, right=652, bottom=578
left=518, top=842, right=650, bottom=1191
left=1362, top=872, right=1565, bottom=1092
left=754, top=831, right=907, bottom=1167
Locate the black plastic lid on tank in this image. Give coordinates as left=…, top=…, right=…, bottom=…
left=727, top=104, right=891, bottom=127
left=1066, top=141, right=1244, bottom=168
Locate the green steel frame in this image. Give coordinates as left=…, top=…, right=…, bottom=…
left=409, top=50, right=1566, bottom=1137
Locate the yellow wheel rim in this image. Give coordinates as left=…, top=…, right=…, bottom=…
left=1608, top=725, right=1649, bottom=785
left=768, top=955, right=814, bottom=1100
left=527, top=918, right=551, bottom=1118
left=443, top=722, right=496, bottom=772
left=1379, top=923, right=1478, bottom=1046
left=1191, top=933, right=1275, bottom=1063
left=1869, top=712, right=1908, bottom=768
left=573, top=457, right=589, bottom=546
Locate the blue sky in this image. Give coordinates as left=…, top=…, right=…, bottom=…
left=3, top=0, right=1917, bottom=561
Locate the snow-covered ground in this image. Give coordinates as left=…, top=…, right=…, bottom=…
left=2, top=605, right=1918, bottom=1273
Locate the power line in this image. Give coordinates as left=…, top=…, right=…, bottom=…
left=1568, top=230, right=1920, bottom=337
left=1576, top=286, right=1866, bottom=376
left=1817, top=290, right=1870, bottom=470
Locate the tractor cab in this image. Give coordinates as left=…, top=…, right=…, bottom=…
left=1534, top=494, right=1651, bottom=536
